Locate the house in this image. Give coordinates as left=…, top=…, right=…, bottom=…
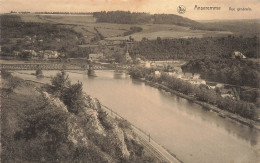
left=145, top=61, right=151, bottom=68
left=221, top=94, right=235, bottom=99
left=44, top=50, right=59, bottom=59
left=193, top=73, right=200, bottom=80
left=206, top=82, right=217, bottom=89
left=25, top=36, right=31, bottom=41
left=231, top=51, right=246, bottom=59
left=183, top=73, right=193, bottom=80
left=88, top=53, right=104, bottom=61
left=21, top=50, right=37, bottom=58
left=168, top=72, right=174, bottom=76
left=173, top=67, right=182, bottom=73
left=154, top=71, right=161, bottom=76
left=55, top=38, right=61, bottom=42
left=200, top=79, right=206, bottom=85
left=49, top=51, right=59, bottom=59
left=189, top=79, right=206, bottom=85
left=13, top=51, right=21, bottom=57
left=221, top=88, right=236, bottom=99
left=173, top=73, right=183, bottom=79
left=216, top=83, right=224, bottom=89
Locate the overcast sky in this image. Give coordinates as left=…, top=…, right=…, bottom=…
left=1, top=0, right=260, bottom=20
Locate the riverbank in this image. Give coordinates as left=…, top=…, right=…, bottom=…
left=3, top=71, right=179, bottom=163
left=12, top=69, right=260, bottom=130
left=142, top=79, right=260, bottom=131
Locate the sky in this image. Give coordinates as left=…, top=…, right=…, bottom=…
left=0, top=0, right=260, bottom=20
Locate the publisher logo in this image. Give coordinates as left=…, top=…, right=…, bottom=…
left=177, top=5, right=186, bottom=14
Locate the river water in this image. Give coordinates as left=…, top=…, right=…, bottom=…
left=13, top=70, right=260, bottom=163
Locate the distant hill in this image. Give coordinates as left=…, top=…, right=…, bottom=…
left=152, top=14, right=205, bottom=30
left=93, top=11, right=218, bottom=30
left=200, top=19, right=260, bottom=37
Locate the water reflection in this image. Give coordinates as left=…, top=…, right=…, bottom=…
left=157, top=88, right=260, bottom=147
left=13, top=70, right=260, bottom=163
left=113, top=72, right=123, bottom=79
left=131, top=79, right=143, bottom=85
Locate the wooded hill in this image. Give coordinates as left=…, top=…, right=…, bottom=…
left=129, top=36, right=259, bottom=60
left=93, top=11, right=209, bottom=30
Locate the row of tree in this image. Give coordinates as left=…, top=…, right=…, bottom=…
left=93, top=11, right=151, bottom=24
left=128, top=67, right=257, bottom=120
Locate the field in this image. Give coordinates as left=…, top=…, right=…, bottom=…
left=18, top=14, right=234, bottom=41
left=201, top=19, right=260, bottom=37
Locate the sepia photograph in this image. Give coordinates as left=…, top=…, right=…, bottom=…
left=0, top=0, right=259, bottom=162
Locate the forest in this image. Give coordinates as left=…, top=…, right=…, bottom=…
left=93, top=11, right=210, bottom=30
left=93, top=11, right=151, bottom=24
left=129, top=36, right=259, bottom=60
left=181, top=58, right=260, bottom=88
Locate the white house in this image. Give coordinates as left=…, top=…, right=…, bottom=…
left=189, top=79, right=206, bottom=85
left=173, top=73, right=183, bottom=79
left=43, top=50, right=59, bottom=59
left=167, top=72, right=174, bottom=76
left=216, top=83, right=224, bottom=89
left=193, top=73, right=200, bottom=80
left=145, top=61, right=151, bottom=68
left=154, top=71, right=161, bottom=76
left=231, top=51, right=246, bottom=59
left=183, top=73, right=193, bottom=80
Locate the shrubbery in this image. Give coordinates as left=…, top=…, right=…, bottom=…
left=62, top=81, right=85, bottom=114
left=49, top=70, right=71, bottom=95
left=50, top=70, right=85, bottom=114
left=35, top=68, right=43, bottom=77
left=123, top=26, right=143, bottom=36
left=1, top=70, right=21, bottom=94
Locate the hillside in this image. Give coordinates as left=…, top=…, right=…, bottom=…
left=1, top=71, right=159, bottom=162
left=93, top=11, right=209, bottom=30
left=129, top=36, right=259, bottom=60
left=200, top=19, right=260, bottom=37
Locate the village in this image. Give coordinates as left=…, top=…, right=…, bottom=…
left=1, top=7, right=260, bottom=163
left=2, top=33, right=248, bottom=102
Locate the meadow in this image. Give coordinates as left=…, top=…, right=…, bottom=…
left=19, top=14, right=234, bottom=41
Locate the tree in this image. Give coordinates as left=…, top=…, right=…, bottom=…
left=5, top=76, right=21, bottom=94
left=1, top=69, right=12, bottom=79
left=50, top=70, right=71, bottom=95
left=62, top=81, right=84, bottom=114
left=114, top=53, right=127, bottom=64
left=129, top=36, right=134, bottom=42
left=35, top=68, right=43, bottom=77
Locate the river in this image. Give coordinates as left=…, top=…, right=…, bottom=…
left=12, top=70, right=260, bottom=163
